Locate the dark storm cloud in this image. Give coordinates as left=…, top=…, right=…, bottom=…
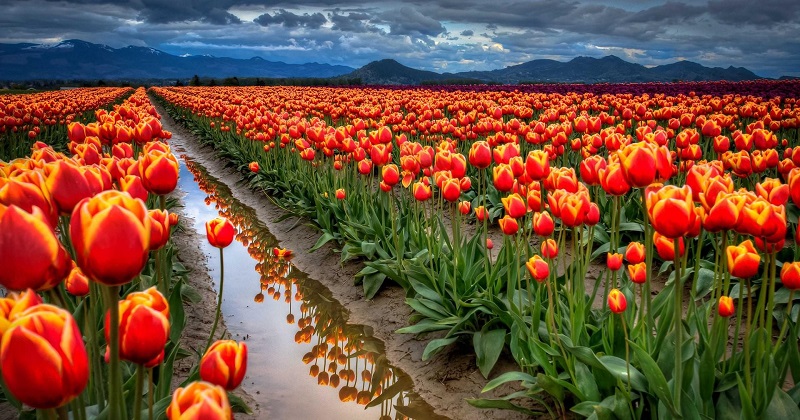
left=329, top=11, right=383, bottom=33
left=380, top=7, right=445, bottom=37
left=254, top=10, right=327, bottom=28
left=707, top=0, right=800, bottom=26
left=460, top=30, right=474, bottom=36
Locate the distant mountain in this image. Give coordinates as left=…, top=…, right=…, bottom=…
left=347, top=55, right=761, bottom=85
left=0, top=40, right=355, bottom=81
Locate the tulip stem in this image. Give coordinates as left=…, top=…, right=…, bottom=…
left=133, top=365, right=144, bottom=420
left=105, top=285, right=126, bottom=420
left=774, top=290, right=796, bottom=357
left=148, top=368, right=154, bottom=420
left=673, top=237, right=683, bottom=413
left=621, top=314, right=631, bottom=395
left=207, top=247, right=225, bottom=352
left=37, top=408, right=57, bottom=420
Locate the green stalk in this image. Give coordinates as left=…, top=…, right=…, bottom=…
left=622, top=314, right=632, bottom=395
left=774, top=290, right=796, bottom=357
left=672, top=237, right=683, bottom=413
left=640, top=188, right=654, bottom=350
left=206, top=247, right=225, bottom=352
left=133, top=365, right=144, bottom=420
left=105, top=285, right=126, bottom=420
left=148, top=368, right=154, bottom=420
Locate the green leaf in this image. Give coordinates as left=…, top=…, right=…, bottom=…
left=766, top=387, right=800, bottom=418
left=619, top=222, right=644, bottom=232
left=737, top=376, right=756, bottom=420
left=422, top=337, right=458, bottom=361
left=396, top=319, right=449, bottom=335
left=693, top=268, right=715, bottom=300
left=362, top=271, right=386, bottom=300
left=630, top=340, right=679, bottom=417
left=481, top=371, right=537, bottom=393
left=473, top=328, right=506, bottom=379
left=466, top=398, right=542, bottom=416
left=597, top=355, right=648, bottom=393
left=366, top=375, right=412, bottom=408
left=309, top=232, right=335, bottom=252
left=228, top=392, right=253, bottom=414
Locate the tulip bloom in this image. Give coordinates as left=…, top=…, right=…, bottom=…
left=167, top=381, right=231, bottom=420
left=45, top=160, right=95, bottom=214
left=493, top=164, right=515, bottom=192
left=0, top=205, right=71, bottom=291
left=381, top=164, right=400, bottom=186
left=625, top=242, right=645, bottom=264
left=618, top=142, right=657, bottom=188
left=200, top=340, right=248, bottom=390
left=627, top=263, right=647, bottom=284
left=718, top=296, right=735, bottom=317
left=335, top=188, right=346, bottom=200
left=532, top=211, right=554, bottom=236
left=0, top=290, right=43, bottom=335
left=70, top=191, right=151, bottom=286
left=66, top=266, right=90, bottom=297
left=486, top=238, right=494, bottom=250
left=702, top=193, right=745, bottom=232
left=412, top=182, right=432, bottom=202
left=525, top=150, right=550, bottom=181
left=1, top=305, right=88, bottom=409
left=139, top=150, right=180, bottom=195
left=441, top=178, right=461, bottom=202
left=607, top=253, right=623, bottom=271
left=474, top=205, right=488, bottom=222
left=541, top=238, right=558, bottom=259
left=148, top=209, right=172, bottom=251
left=607, top=289, right=627, bottom=313
left=106, top=287, right=170, bottom=366
left=579, top=155, right=606, bottom=186
left=458, top=201, right=471, bottom=215
left=501, top=193, right=526, bottom=219
left=787, top=168, right=800, bottom=207
left=119, top=175, right=149, bottom=202
left=525, top=255, right=549, bottom=282
left=498, top=215, right=518, bottom=235
left=654, top=232, right=684, bottom=261
left=206, top=217, right=235, bottom=249
left=646, top=185, right=696, bottom=238
left=248, top=162, right=259, bottom=173
left=780, top=262, right=800, bottom=290
left=468, top=141, right=492, bottom=169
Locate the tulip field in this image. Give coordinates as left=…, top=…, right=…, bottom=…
left=152, top=80, right=800, bottom=419
left=0, top=88, right=249, bottom=419
left=2, top=80, right=800, bottom=419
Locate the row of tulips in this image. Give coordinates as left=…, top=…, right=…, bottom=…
left=185, top=156, right=431, bottom=418
left=153, top=83, right=800, bottom=418
left=0, top=87, right=249, bottom=419
left=0, top=88, right=132, bottom=160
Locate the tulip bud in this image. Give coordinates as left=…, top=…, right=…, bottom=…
left=206, top=217, right=235, bottom=249
left=167, top=381, right=231, bottom=420
left=608, top=289, right=627, bottom=313
left=541, top=238, right=558, bottom=259
left=606, top=253, right=623, bottom=271
left=726, top=240, right=760, bottom=278
left=780, top=262, right=800, bottom=290
left=249, top=162, right=260, bottom=173
left=525, top=255, right=549, bottom=282
left=498, top=215, right=518, bottom=235
left=335, top=188, right=346, bottom=200
left=718, top=296, right=735, bottom=317
left=627, top=263, right=647, bottom=284
left=66, top=266, right=90, bottom=297
left=200, top=340, right=248, bottom=391
left=625, top=242, right=645, bottom=264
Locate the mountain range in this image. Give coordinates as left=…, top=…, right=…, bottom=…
left=0, top=39, right=762, bottom=84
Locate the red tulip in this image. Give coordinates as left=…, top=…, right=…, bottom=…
left=525, top=150, right=550, bottom=181
left=718, top=296, right=735, bottom=317
left=501, top=193, right=526, bottom=219
left=646, top=185, right=696, bottom=239
left=1, top=305, right=88, bottom=409
left=200, top=340, right=248, bottom=390
left=441, top=177, right=461, bottom=202
left=780, top=262, right=800, bottom=290
left=249, top=162, right=259, bottom=173
left=335, top=188, right=346, bottom=200
left=627, top=263, right=647, bottom=284
left=498, top=215, right=518, bottom=235
left=541, top=238, right=558, bottom=259
left=608, top=289, right=627, bottom=313
left=532, top=211, right=554, bottom=236
left=65, top=266, right=90, bottom=297
left=525, top=255, right=549, bottom=282
left=625, top=242, right=645, bottom=264
left=139, top=150, right=179, bottom=195
left=607, top=253, right=623, bottom=271
left=105, top=287, right=170, bottom=366
left=206, top=217, right=235, bottom=249
left=468, top=141, right=492, bottom=169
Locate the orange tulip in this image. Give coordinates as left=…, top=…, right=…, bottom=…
left=148, top=209, right=172, bottom=251
left=579, top=155, right=606, bottom=186
left=45, top=160, right=94, bottom=214
left=780, top=262, right=800, bottom=290
left=498, top=215, right=518, bottom=235
left=474, top=205, right=488, bottom=222
left=599, top=163, right=631, bottom=196
left=726, top=240, right=760, bottom=278
left=119, top=174, right=149, bottom=202
left=607, top=289, right=627, bottom=313
left=525, top=150, right=550, bottom=181
left=654, top=232, right=684, bottom=261
left=458, top=200, right=471, bottom=215
left=248, top=162, right=259, bottom=173
left=139, top=150, right=179, bottom=195
left=702, top=193, right=745, bottom=233
left=0, top=204, right=71, bottom=291
left=105, top=287, right=170, bottom=366
left=541, top=238, right=558, bottom=259
left=501, top=193, right=526, bottom=219
left=646, top=185, right=696, bottom=238
left=167, top=381, right=231, bottom=420
left=525, top=255, right=549, bottom=282
left=441, top=177, right=461, bottom=202
left=335, top=188, right=346, bottom=200
left=70, top=190, right=151, bottom=286
left=625, top=242, right=645, bottom=264
left=607, top=253, right=623, bottom=271
left=412, top=181, right=432, bottom=201
left=0, top=172, right=58, bottom=227
left=787, top=167, right=800, bottom=207
left=200, top=340, right=248, bottom=391
left=206, top=217, right=235, bottom=248
left=737, top=198, right=786, bottom=242
left=493, top=163, right=515, bottom=192
left=627, top=263, right=647, bottom=284
left=618, top=142, right=657, bottom=188
left=718, top=296, right=735, bottom=317
left=65, top=266, right=90, bottom=297
left=486, top=238, right=494, bottom=250
left=0, top=304, right=88, bottom=409
left=0, top=289, right=43, bottom=335
left=381, top=164, right=400, bottom=186
left=468, top=141, right=492, bottom=169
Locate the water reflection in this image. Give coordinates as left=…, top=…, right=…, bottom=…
left=181, top=155, right=445, bottom=420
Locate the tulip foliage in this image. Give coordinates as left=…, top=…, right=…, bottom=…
left=155, top=80, right=800, bottom=419
left=0, top=88, right=248, bottom=420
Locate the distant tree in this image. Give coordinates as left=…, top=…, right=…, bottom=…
left=97, top=80, right=107, bottom=86
left=175, top=79, right=184, bottom=87
left=223, top=76, right=240, bottom=86
left=208, top=79, right=217, bottom=86
left=190, top=75, right=201, bottom=86
left=255, top=78, right=265, bottom=86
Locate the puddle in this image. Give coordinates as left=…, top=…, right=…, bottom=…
left=176, top=155, right=443, bottom=419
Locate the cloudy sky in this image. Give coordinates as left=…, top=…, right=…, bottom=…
left=1, top=0, right=798, bottom=77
